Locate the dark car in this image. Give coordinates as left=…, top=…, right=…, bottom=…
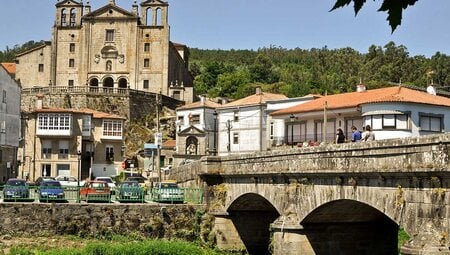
left=3, top=178, right=30, bottom=202
left=116, top=181, right=144, bottom=202
left=38, top=180, right=65, bottom=202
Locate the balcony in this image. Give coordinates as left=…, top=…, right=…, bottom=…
left=36, top=128, right=72, bottom=137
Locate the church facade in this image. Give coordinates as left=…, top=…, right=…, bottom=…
left=15, top=0, right=194, bottom=103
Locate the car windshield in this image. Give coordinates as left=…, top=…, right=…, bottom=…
left=6, top=180, right=26, bottom=186
left=122, top=182, right=139, bottom=187
left=127, top=177, right=144, bottom=183
left=91, top=183, right=107, bottom=188
left=42, top=181, right=61, bottom=187
left=160, top=183, right=178, bottom=189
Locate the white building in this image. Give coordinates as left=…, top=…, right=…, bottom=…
left=0, top=64, right=21, bottom=182
left=271, top=85, right=450, bottom=145
left=216, top=88, right=287, bottom=156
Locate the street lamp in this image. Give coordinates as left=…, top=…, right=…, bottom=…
left=77, top=151, right=82, bottom=187
left=290, top=114, right=295, bottom=148
left=212, top=110, right=218, bottom=155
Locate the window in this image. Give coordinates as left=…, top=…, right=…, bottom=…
left=144, top=58, right=150, bottom=68
left=173, top=91, right=180, bottom=100
left=143, top=80, right=149, bottom=89
left=233, top=132, right=239, bottom=144
left=38, top=64, right=44, bottom=72
left=61, top=9, right=67, bottom=26
left=106, top=146, right=114, bottom=161
left=58, top=140, right=69, bottom=159
left=103, top=120, right=123, bottom=137
left=105, top=29, right=114, bottom=42
left=69, top=43, right=75, bottom=52
left=419, top=113, right=443, bottom=132
left=364, top=114, right=410, bottom=130
left=82, top=115, right=91, bottom=133
left=42, top=140, right=52, bottom=159
left=38, top=113, right=71, bottom=131
left=190, top=114, right=200, bottom=124
left=2, top=90, right=6, bottom=103
left=69, top=58, right=75, bottom=67
left=68, top=80, right=74, bottom=87
left=144, top=43, right=150, bottom=52
left=106, top=60, right=112, bottom=71
left=270, top=122, right=274, bottom=139
left=69, top=8, right=76, bottom=27
left=233, top=111, right=239, bottom=122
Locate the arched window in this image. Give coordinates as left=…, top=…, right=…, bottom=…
left=61, top=9, right=67, bottom=27
left=106, top=60, right=112, bottom=71
left=89, top=78, right=99, bottom=87
left=185, top=136, right=198, bottom=155
left=146, top=8, right=153, bottom=26
left=103, top=77, right=114, bottom=88
left=118, top=78, right=127, bottom=88
left=69, top=8, right=77, bottom=27
left=155, top=8, right=162, bottom=26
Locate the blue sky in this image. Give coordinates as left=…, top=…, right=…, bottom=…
left=0, top=0, right=449, bottom=57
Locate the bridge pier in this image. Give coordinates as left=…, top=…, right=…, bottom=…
left=212, top=212, right=246, bottom=252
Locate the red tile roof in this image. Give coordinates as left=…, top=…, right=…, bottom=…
left=34, top=108, right=125, bottom=119
left=162, top=140, right=176, bottom=147
left=272, top=86, right=450, bottom=116
left=0, top=63, right=16, bottom=74
left=220, top=92, right=287, bottom=108
left=177, top=99, right=221, bottom=110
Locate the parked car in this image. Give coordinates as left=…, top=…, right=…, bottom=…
left=38, top=180, right=65, bottom=202
left=79, top=181, right=110, bottom=202
left=55, top=175, right=85, bottom=187
left=3, top=178, right=30, bottom=202
left=116, top=181, right=144, bottom=202
left=33, top=176, right=56, bottom=187
left=152, top=180, right=184, bottom=204
left=125, top=176, right=148, bottom=191
left=94, top=177, right=116, bottom=194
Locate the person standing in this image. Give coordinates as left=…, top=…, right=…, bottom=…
left=351, top=126, right=362, bottom=142
left=362, top=125, right=375, bottom=141
left=336, top=128, right=346, bottom=144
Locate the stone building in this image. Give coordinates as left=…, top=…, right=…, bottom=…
left=15, top=0, right=194, bottom=103
left=19, top=97, right=126, bottom=182
left=0, top=64, right=21, bottom=183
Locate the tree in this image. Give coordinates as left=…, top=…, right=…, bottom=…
left=330, top=0, right=418, bottom=32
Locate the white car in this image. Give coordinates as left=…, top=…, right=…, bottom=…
left=55, top=175, right=85, bottom=187
left=94, top=177, right=116, bottom=189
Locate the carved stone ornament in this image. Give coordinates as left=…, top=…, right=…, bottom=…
left=118, top=54, right=125, bottom=63
left=94, top=54, right=100, bottom=64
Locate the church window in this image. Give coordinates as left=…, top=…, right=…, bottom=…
left=38, top=64, right=44, bottom=72
left=69, top=8, right=77, bottom=27
left=105, top=30, right=115, bottom=42
left=233, top=133, right=239, bottom=144
left=69, top=59, right=75, bottom=67
left=143, top=80, right=149, bottom=89
left=61, top=9, right=67, bottom=27
left=155, top=8, right=162, bottom=26
left=69, top=43, right=75, bottom=52
left=146, top=8, right=153, bottom=26
left=144, top=43, right=150, bottom=52
left=118, top=78, right=127, bottom=88
left=68, top=80, right=74, bottom=87
left=106, top=60, right=112, bottom=71
left=89, top=78, right=99, bottom=87
left=144, top=58, right=150, bottom=68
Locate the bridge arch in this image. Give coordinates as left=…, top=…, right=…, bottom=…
left=226, top=193, right=280, bottom=255
left=299, top=199, right=399, bottom=255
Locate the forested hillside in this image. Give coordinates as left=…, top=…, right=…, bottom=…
left=189, top=42, right=450, bottom=99
left=2, top=41, right=450, bottom=99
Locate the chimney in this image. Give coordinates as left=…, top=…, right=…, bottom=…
left=255, top=86, right=262, bottom=95
left=200, top=95, right=206, bottom=106
left=36, top=94, right=44, bottom=110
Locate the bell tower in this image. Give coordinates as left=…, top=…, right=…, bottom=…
left=55, top=0, right=83, bottom=27
left=140, top=0, right=169, bottom=27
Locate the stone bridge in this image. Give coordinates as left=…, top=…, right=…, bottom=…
left=171, top=133, right=450, bottom=255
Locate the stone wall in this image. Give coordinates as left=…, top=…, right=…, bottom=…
left=0, top=203, right=203, bottom=239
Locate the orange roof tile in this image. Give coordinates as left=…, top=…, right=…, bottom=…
left=162, top=140, right=176, bottom=147
left=34, top=108, right=125, bottom=119
left=0, top=63, right=16, bottom=74
left=177, top=99, right=221, bottom=110
left=272, top=86, right=450, bottom=116
left=220, top=92, right=287, bottom=108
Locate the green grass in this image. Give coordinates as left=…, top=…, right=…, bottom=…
left=7, top=239, right=230, bottom=255
left=398, top=228, right=410, bottom=254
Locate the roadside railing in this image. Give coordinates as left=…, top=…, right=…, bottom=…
left=0, top=185, right=203, bottom=204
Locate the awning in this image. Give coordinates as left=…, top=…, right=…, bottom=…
left=361, top=110, right=406, bottom=116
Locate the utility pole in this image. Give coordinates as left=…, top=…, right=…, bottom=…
left=156, top=92, right=162, bottom=183
left=226, top=119, right=232, bottom=153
